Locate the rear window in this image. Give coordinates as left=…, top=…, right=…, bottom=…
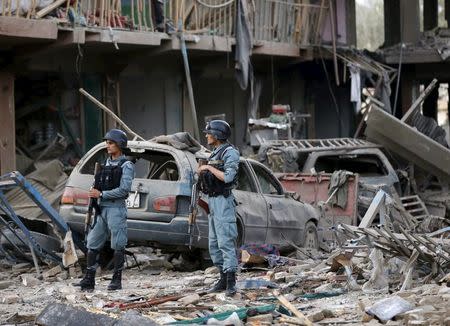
left=80, top=148, right=179, bottom=181
left=314, top=154, right=387, bottom=176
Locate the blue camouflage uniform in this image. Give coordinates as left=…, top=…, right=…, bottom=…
left=87, top=155, right=135, bottom=251
left=207, top=144, right=240, bottom=273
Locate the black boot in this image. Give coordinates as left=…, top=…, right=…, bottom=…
left=225, top=271, right=237, bottom=297
left=207, top=271, right=227, bottom=293
left=78, top=249, right=97, bottom=291
left=108, top=250, right=124, bottom=291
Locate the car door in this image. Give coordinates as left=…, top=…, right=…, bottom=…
left=233, top=160, right=269, bottom=244
left=247, top=161, right=301, bottom=247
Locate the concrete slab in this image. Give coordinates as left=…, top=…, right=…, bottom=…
left=365, top=106, right=450, bottom=181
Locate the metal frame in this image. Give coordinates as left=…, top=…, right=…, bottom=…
left=262, top=138, right=380, bottom=152
left=0, top=171, right=86, bottom=264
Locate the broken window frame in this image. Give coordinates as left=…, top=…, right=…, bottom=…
left=79, top=147, right=180, bottom=182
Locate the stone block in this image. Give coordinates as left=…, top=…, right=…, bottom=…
left=1, top=294, right=20, bottom=304
left=178, top=293, right=200, bottom=306
left=0, top=280, right=13, bottom=289
left=42, top=265, right=63, bottom=279
left=246, top=313, right=273, bottom=324
left=21, top=274, right=40, bottom=287
left=308, top=311, right=324, bottom=322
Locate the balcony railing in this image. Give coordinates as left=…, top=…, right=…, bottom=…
left=0, top=0, right=328, bottom=46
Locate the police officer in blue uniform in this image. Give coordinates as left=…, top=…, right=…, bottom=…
left=198, top=120, right=240, bottom=296
left=78, top=129, right=135, bottom=291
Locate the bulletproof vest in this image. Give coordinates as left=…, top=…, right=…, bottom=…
left=94, top=158, right=128, bottom=192
left=200, top=144, right=237, bottom=197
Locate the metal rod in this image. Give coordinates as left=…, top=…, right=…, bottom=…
left=178, top=26, right=200, bottom=140
left=28, top=240, right=41, bottom=276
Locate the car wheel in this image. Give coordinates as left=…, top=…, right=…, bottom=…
left=302, top=221, right=319, bottom=249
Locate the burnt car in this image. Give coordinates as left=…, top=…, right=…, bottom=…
left=258, top=138, right=399, bottom=191
left=59, top=136, right=320, bottom=253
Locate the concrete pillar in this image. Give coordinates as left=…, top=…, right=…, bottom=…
left=384, top=0, right=400, bottom=47
left=0, top=72, right=15, bottom=174
left=446, top=0, right=450, bottom=27
left=423, top=82, right=439, bottom=120
left=400, top=0, right=420, bottom=44
left=384, top=0, right=420, bottom=46
left=424, top=0, right=438, bottom=31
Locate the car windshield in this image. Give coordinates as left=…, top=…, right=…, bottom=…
left=314, top=154, right=387, bottom=176
left=80, top=148, right=179, bottom=181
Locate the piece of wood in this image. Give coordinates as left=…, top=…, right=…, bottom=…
left=358, top=190, right=386, bottom=228
left=401, top=78, right=438, bottom=123
left=35, top=0, right=66, bottom=18
left=100, top=0, right=105, bottom=26
left=274, top=291, right=313, bottom=326
left=329, top=0, right=339, bottom=86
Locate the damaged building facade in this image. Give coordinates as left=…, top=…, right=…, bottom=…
left=0, top=0, right=358, bottom=175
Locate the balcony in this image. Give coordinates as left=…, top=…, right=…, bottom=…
left=0, top=0, right=329, bottom=56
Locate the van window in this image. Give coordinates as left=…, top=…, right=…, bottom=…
left=80, top=148, right=179, bottom=181
left=314, top=154, right=387, bottom=176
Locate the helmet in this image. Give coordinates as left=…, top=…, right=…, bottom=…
left=103, top=129, right=128, bottom=149
left=203, top=120, right=231, bottom=141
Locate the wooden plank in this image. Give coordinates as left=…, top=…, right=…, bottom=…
left=35, top=0, right=66, bottom=18
left=0, top=72, right=15, bottom=175
left=170, top=35, right=233, bottom=52
left=85, top=29, right=165, bottom=46
left=252, top=40, right=300, bottom=57
left=0, top=16, right=57, bottom=39
left=358, top=190, right=386, bottom=228
left=401, top=78, right=438, bottom=123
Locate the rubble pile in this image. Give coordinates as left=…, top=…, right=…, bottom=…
left=0, top=238, right=449, bottom=325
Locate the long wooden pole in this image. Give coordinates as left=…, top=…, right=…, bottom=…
left=329, top=0, right=339, bottom=86
left=79, top=88, right=145, bottom=141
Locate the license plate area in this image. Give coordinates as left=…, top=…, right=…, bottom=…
left=126, top=193, right=140, bottom=208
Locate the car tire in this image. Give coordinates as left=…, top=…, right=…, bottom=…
left=302, top=221, right=319, bottom=249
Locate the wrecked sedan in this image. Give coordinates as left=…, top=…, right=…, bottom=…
left=60, top=135, right=320, bottom=252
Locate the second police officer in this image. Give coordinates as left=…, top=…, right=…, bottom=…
left=198, top=120, right=240, bottom=296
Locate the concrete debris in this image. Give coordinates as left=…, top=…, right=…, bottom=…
left=0, top=280, right=13, bottom=289
left=1, top=294, right=21, bottom=304
left=0, top=239, right=449, bottom=325
left=178, top=293, right=200, bottom=305
left=21, top=274, right=40, bottom=287
left=366, top=295, right=414, bottom=322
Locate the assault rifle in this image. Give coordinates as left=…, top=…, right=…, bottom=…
left=188, top=159, right=207, bottom=248
left=85, top=162, right=101, bottom=242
